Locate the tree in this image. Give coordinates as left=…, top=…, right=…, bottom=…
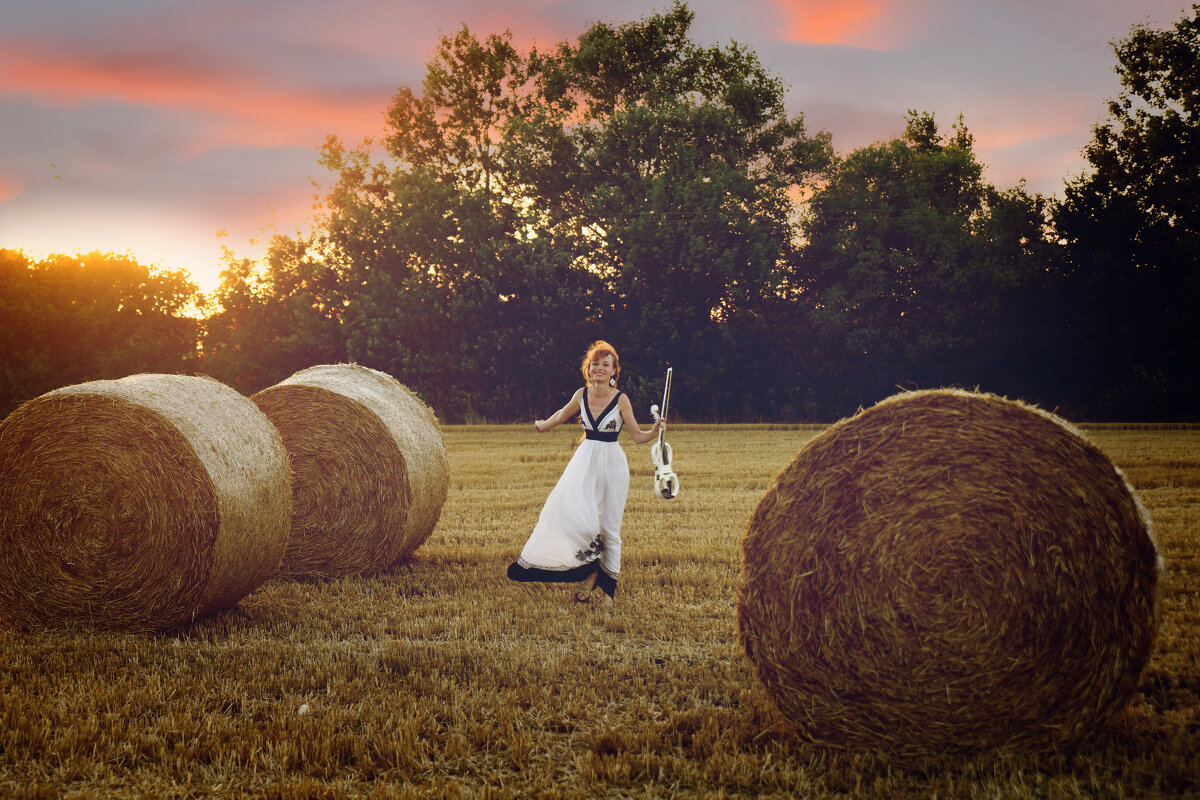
left=798, top=112, right=1055, bottom=415
left=1053, top=4, right=1200, bottom=419
left=1, top=249, right=201, bottom=415
left=201, top=237, right=348, bottom=395
left=310, top=28, right=579, bottom=419
left=291, top=2, right=832, bottom=421
left=512, top=1, right=834, bottom=417
left=316, top=129, right=537, bottom=419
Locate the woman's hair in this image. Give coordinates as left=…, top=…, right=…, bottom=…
left=580, top=340, right=620, bottom=386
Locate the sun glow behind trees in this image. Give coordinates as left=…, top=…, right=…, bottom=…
left=7, top=216, right=276, bottom=297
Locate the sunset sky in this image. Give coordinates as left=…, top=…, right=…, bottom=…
left=0, top=0, right=1189, bottom=293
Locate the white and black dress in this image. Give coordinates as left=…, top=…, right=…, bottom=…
left=507, top=388, right=628, bottom=597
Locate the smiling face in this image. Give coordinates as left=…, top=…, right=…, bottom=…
left=580, top=341, right=620, bottom=387
left=589, top=354, right=614, bottom=385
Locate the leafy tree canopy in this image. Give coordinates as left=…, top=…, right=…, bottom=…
left=1053, top=4, right=1200, bottom=418
left=800, top=111, right=1055, bottom=411
left=265, top=1, right=832, bottom=420
left=0, top=249, right=200, bottom=415
left=184, top=2, right=1199, bottom=422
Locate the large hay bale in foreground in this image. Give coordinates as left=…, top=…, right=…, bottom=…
left=252, top=364, right=449, bottom=578
left=739, top=389, right=1161, bottom=757
left=0, top=374, right=291, bottom=631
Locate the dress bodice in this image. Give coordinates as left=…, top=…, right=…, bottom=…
left=581, top=389, right=623, bottom=441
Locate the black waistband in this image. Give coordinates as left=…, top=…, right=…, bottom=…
left=584, top=429, right=619, bottom=442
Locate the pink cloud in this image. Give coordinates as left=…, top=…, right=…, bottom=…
left=960, top=89, right=1098, bottom=153
left=774, top=0, right=883, bottom=45
left=0, top=45, right=392, bottom=152
left=0, top=174, right=26, bottom=203
left=768, top=0, right=944, bottom=50
left=973, top=119, right=1080, bottom=153
left=305, top=0, right=571, bottom=54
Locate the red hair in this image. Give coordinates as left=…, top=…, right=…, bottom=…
left=580, top=340, right=620, bottom=386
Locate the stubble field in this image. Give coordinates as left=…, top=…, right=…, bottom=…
left=1, top=423, right=1198, bottom=798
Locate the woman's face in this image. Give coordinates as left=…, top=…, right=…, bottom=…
left=589, top=354, right=615, bottom=384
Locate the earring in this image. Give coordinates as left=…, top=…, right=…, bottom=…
left=609, top=377, right=616, bottom=387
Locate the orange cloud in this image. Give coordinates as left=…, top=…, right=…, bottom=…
left=768, top=0, right=945, bottom=50
left=771, top=0, right=886, bottom=47
left=0, top=174, right=26, bottom=203
left=0, top=45, right=390, bottom=151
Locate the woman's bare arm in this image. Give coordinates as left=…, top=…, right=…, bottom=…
left=618, top=394, right=663, bottom=445
left=534, top=388, right=584, bottom=432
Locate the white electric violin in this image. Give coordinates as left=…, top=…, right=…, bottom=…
left=650, top=366, right=679, bottom=499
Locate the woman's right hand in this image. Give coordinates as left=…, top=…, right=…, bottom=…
left=534, top=419, right=545, bottom=432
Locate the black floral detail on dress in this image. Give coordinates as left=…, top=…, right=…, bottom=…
left=575, top=535, right=605, bottom=562
left=604, top=418, right=618, bottom=431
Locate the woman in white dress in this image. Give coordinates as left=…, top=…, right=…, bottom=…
left=507, top=341, right=663, bottom=606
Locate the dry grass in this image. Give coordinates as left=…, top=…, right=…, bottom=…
left=1, top=423, right=1197, bottom=798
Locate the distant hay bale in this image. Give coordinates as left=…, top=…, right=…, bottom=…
left=738, top=389, right=1162, bottom=758
left=251, top=364, right=449, bottom=579
left=0, top=374, right=291, bottom=631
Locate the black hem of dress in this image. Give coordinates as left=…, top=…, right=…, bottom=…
left=507, top=561, right=618, bottom=598
left=593, top=568, right=617, bottom=597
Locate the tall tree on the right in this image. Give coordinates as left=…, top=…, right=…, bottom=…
left=798, top=111, right=1054, bottom=416
left=1053, top=5, right=1200, bottom=419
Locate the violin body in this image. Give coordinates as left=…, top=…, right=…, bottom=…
left=651, top=437, right=678, bottom=499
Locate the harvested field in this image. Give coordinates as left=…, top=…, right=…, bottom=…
left=1, top=424, right=1197, bottom=798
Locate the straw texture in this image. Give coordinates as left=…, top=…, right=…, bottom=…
left=738, top=389, right=1161, bottom=757
left=252, top=364, right=449, bottom=578
left=0, top=374, right=291, bottom=631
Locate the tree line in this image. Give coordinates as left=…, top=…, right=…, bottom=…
left=3, top=3, right=1197, bottom=422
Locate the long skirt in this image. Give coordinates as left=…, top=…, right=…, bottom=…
left=506, top=438, right=628, bottom=596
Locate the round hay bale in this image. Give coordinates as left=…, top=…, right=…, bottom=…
left=251, top=364, right=449, bottom=578
left=0, top=374, right=291, bottom=631
left=738, top=389, right=1161, bottom=758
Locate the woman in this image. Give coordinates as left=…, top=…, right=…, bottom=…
left=506, top=341, right=663, bottom=606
